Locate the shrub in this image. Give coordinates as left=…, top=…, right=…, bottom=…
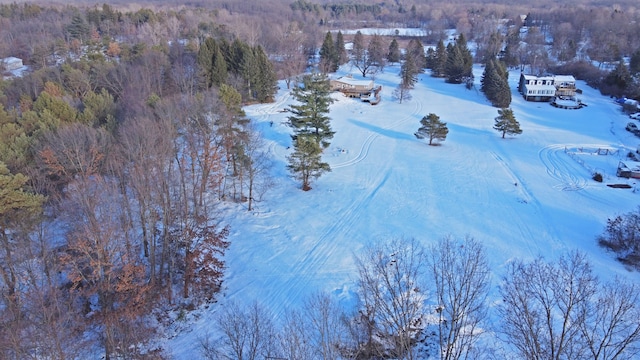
left=598, top=207, right=640, bottom=268
left=592, top=172, right=603, bottom=182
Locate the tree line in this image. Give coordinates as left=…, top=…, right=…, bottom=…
left=0, top=8, right=279, bottom=358
left=204, top=237, right=640, bottom=360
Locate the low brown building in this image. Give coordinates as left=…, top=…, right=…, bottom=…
left=330, top=75, right=374, bottom=98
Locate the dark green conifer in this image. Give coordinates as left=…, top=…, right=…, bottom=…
left=320, top=31, right=338, bottom=73
left=493, top=108, right=522, bottom=138
left=287, top=73, right=335, bottom=149
left=416, top=113, right=449, bottom=145
left=387, top=38, right=401, bottom=64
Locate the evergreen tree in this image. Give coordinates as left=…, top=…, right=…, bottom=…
left=604, top=60, right=633, bottom=96
left=319, top=31, right=338, bottom=73
left=211, top=45, right=228, bottom=88
left=457, top=34, right=474, bottom=68
left=482, top=31, right=503, bottom=63
left=395, top=55, right=417, bottom=103
left=629, top=48, right=640, bottom=76
left=406, top=38, right=426, bottom=70
left=367, top=34, right=387, bottom=73
left=197, top=38, right=228, bottom=88
left=493, top=108, right=522, bottom=138
left=252, top=45, right=278, bottom=103
left=287, top=136, right=330, bottom=191
left=481, top=59, right=511, bottom=108
left=229, top=40, right=276, bottom=103
left=445, top=42, right=463, bottom=83
left=401, top=54, right=419, bottom=88
left=387, top=38, right=401, bottom=64
left=445, top=34, right=473, bottom=84
left=501, top=29, right=521, bottom=68
left=480, top=59, right=494, bottom=94
left=335, top=31, right=348, bottom=66
left=415, top=113, right=449, bottom=145
left=66, top=14, right=90, bottom=43
left=197, top=38, right=215, bottom=85
left=432, top=39, right=448, bottom=77
left=287, top=73, right=335, bottom=149
left=425, top=47, right=436, bottom=70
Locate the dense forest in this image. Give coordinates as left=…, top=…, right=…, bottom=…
left=2, top=0, right=640, bottom=358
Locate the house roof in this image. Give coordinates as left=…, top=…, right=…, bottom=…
left=521, top=74, right=554, bottom=81
left=332, top=76, right=373, bottom=87
left=554, top=75, right=575, bottom=82
left=521, top=74, right=575, bottom=83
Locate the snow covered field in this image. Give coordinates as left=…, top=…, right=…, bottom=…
left=167, top=63, right=640, bottom=357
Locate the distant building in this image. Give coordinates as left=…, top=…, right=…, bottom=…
left=1, top=57, right=23, bottom=71
left=518, top=73, right=576, bottom=102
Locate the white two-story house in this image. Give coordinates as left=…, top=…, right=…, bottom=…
left=518, top=73, right=577, bottom=102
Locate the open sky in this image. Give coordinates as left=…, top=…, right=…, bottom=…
left=166, top=60, right=640, bottom=358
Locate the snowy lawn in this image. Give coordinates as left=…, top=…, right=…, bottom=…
left=167, top=64, right=640, bottom=357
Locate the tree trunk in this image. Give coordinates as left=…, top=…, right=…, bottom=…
left=183, top=248, right=192, bottom=299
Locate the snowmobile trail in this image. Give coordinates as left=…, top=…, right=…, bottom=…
left=268, top=169, right=391, bottom=316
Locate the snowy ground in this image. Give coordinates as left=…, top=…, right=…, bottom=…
left=167, top=64, right=640, bottom=357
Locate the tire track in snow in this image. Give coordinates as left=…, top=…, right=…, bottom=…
left=539, top=144, right=589, bottom=191
left=490, top=151, right=559, bottom=255
left=269, top=169, right=391, bottom=315
left=540, top=144, right=625, bottom=206
left=270, top=95, right=424, bottom=309
left=332, top=132, right=378, bottom=168
left=245, top=90, right=292, bottom=123
left=332, top=93, right=423, bottom=169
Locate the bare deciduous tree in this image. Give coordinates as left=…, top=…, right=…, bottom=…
left=240, top=124, right=273, bottom=211
left=499, top=251, right=598, bottom=360
left=580, top=278, right=640, bottom=360
left=428, top=236, right=491, bottom=360
left=304, top=292, right=345, bottom=360
left=355, top=237, right=427, bottom=360
left=213, top=301, right=278, bottom=360
left=277, top=308, right=315, bottom=360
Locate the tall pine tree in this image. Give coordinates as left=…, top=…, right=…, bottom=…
left=335, top=31, right=348, bottom=67
left=431, top=39, right=448, bottom=77
left=445, top=34, right=473, bottom=84
left=406, top=38, right=426, bottom=70
left=395, top=55, right=418, bottom=103
left=387, top=38, right=401, bottom=64
left=481, top=58, right=511, bottom=108
left=252, top=45, right=278, bottom=103
left=287, top=73, right=335, bottom=149
left=320, top=31, right=338, bottom=73
left=287, top=136, right=330, bottom=191
left=197, top=37, right=228, bottom=88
